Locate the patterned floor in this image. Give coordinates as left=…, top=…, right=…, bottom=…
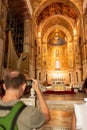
left=40, top=93, right=87, bottom=130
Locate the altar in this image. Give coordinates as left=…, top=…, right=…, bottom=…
left=46, top=79, right=71, bottom=92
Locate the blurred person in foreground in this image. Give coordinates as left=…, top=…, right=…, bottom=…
left=72, top=78, right=87, bottom=130
left=0, top=71, right=50, bottom=130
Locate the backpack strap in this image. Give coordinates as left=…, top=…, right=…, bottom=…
left=0, top=101, right=26, bottom=130
left=10, top=101, right=27, bottom=130
left=0, top=105, right=12, bottom=110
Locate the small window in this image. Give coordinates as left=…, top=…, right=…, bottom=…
left=55, top=60, right=60, bottom=69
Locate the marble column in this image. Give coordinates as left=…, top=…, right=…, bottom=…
left=23, top=19, right=35, bottom=78
left=36, top=36, right=42, bottom=81
left=0, top=0, right=7, bottom=79
left=68, top=41, right=74, bottom=68
left=41, top=43, right=47, bottom=83
left=73, top=35, right=82, bottom=84
left=82, top=0, right=87, bottom=80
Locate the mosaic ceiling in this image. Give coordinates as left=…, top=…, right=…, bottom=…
left=36, top=2, right=78, bottom=25
left=8, top=0, right=82, bottom=44
left=32, top=0, right=82, bottom=43
left=48, top=30, right=66, bottom=46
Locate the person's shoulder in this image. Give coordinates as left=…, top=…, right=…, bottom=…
left=0, top=100, right=19, bottom=106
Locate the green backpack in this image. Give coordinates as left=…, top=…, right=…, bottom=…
left=0, top=101, right=26, bottom=130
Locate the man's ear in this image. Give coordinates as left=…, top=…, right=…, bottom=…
left=3, top=83, right=6, bottom=90
left=22, top=83, right=26, bottom=92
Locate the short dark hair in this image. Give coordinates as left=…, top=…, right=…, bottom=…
left=4, top=71, right=26, bottom=89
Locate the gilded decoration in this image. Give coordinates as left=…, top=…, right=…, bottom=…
left=0, top=0, right=84, bottom=85
left=41, top=16, right=73, bottom=39
left=33, top=0, right=81, bottom=17
left=47, top=30, right=66, bottom=46
left=47, top=43, right=69, bottom=71
left=27, top=0, right=82, bottom=84
left=36, top=2, right=78, bottom=25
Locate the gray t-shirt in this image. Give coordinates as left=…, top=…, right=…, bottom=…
left=0, top=99, right=45, bottom=130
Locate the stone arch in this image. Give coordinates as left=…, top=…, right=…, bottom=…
left=34, top=0, right=81, bottom=20
left=43, top=25, right=72, bottom=43
left=38, top=15, right=74, bottom=37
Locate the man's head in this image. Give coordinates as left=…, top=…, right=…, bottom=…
left=4, top=71, right=26, bottom=97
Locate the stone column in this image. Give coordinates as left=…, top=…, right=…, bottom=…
left=23, top=19, right=35, bottom=78
left=30, top=22, right=35, bottom=78
left=74, top=35, right=82, bottom=66
left=24, top=19, right=31, bottom=53
left=82, top=0, right=87, bottom=80
left=0, top=0, right=8, bottom=79
left=73, top=35, right=82, bottom=84
left=68, top=41, right=74, bottom=68
left=41, top=43, right=47, bottom=83
left=36, top=36, right=42, bottom=81
left=67, top=41, right=75, bottom=84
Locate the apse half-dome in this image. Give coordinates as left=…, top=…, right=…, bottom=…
left=48, top=30, right=67, bottom=46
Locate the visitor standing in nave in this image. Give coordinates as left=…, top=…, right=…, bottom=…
left=0, top=71, right=50, bottom=130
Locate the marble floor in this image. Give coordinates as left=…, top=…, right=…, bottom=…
left=22, top=92, right=87, bottom=130
left=40, top=93, right=87, bottom=130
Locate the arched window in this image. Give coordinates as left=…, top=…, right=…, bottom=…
left=55, top=60, right=60, bottom=70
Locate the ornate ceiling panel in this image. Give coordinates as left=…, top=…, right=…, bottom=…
left=36, top=2, right=78, bottom=25
left=33, top=0, right=81, bottom=14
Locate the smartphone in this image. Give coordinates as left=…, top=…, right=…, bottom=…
left=26, top=80, right=33, bottom=87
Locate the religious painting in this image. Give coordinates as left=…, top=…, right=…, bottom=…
left=69, top=58, right=73, bottom=68
left=38, top=46, right=40, bottom=54
left=55, top=49, right=59, bottom=57
left=69, top=45, right=72, bottom=53
left=39, top=72, right=41, bottom=80
left=63, top=47, right=67, bottom=56
left=43, top=47, right=46, bottom=54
